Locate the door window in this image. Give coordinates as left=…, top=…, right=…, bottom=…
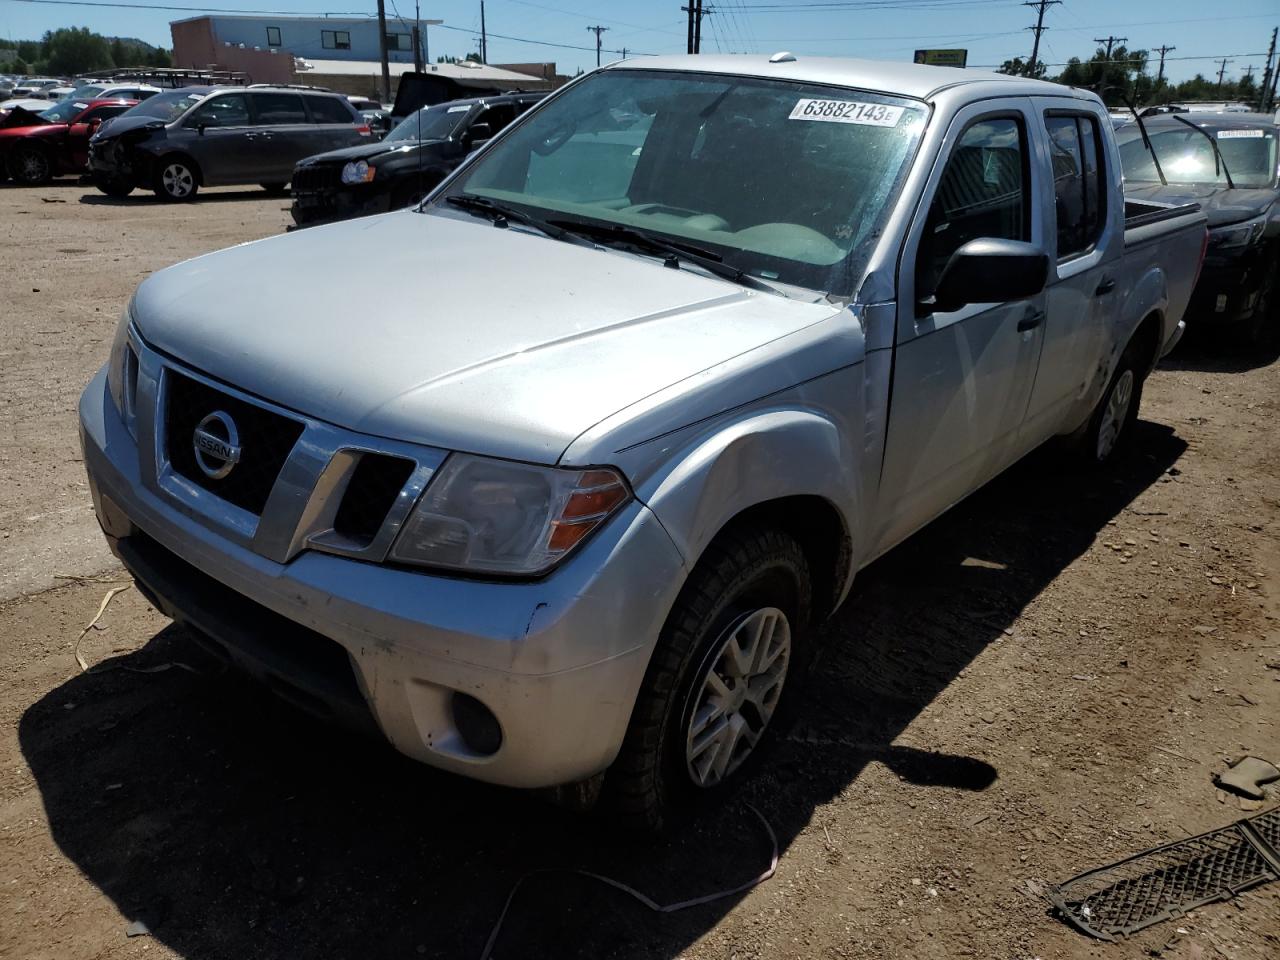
left=252, top=92, right=308, bottom=125
left=185, top=93, right=250, bottom=128
left=305, top=95, right=356, bottom=124
left=81, top=105, right=129, bottom=122
left=1044, top=113, right=1106, bottom=259
left=476, top=104, right=518, bottom=133
left=916, top=116, right=1029, bottom=303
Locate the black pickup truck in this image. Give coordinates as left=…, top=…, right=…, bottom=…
left=290, top=93, right=543, bottom=227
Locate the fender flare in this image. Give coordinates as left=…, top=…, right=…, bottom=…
left=635, top=407, right=861, bottom=605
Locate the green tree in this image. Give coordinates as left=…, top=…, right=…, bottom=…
left=42, top=27, right=113, bottom=75
left=13, top=57, right=29, bottom=75
left=997, top=56, right=1045, bottom=78
left=16, top=40, right=40, bottom=63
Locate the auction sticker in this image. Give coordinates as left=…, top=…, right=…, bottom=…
left=1217, top=129, right=1265, bottom=139
left=789, top=98, right=903, bottom=126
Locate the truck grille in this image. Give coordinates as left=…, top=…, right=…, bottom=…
left=165, top=371, right=304, bottom=515
left=333, top=453, right=416, bottom=543
left=291, top=163, right=342, bottom=193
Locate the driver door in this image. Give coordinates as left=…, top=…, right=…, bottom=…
left=180, top=92, right=253, bottom=185
left=872, top=101, right=1049, bottom=554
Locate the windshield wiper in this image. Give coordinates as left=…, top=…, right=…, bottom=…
left=547, top=218, right=777, bottom=293
left=1170, top=114, right=1236, bottom=189
left=443, top=194, right=591, bottom=246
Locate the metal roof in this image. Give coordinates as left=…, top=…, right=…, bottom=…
left=608, top=54, right=1087, bottom=103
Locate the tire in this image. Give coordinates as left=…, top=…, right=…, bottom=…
left=152, top=157, right=199, bottom=201
left=94, top=176, right=133, bottom=198
left=1241, top=244, right=1278, bottom=351
left=260, top=182, right=288, bottom=195
left=10, top=144, right=52, bottom=185
left=1081, top=338, right=1146, bottom=466
left=603, top=525, right=812, bottom=832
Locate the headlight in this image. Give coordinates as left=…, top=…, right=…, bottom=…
left=1209, top=216, right=1267, bottom=250
left=105, top=303, right=138, bottom=438
left=390, top=455, right=630, bottom=575
left=340, top=160, right=375, bottom=184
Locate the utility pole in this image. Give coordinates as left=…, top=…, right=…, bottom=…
left=586, top=25, right=608, bottom=68
left=1153, top=44, right=1175, bottom=86
left=376, top=0, right=391, bottom=103
left=682, top=1, right=711, bottom=54
left=1093, top=35, right=1127, bottom=60
left=1023, top=0, right=1060, bottom=78
left=412, top=0, right=422, bottom=72
left=479, top=0, right=487, bottom=62
left=1259, top=27, right=1277, bottom=113
left=1216, top=57, right=1231, bottom=92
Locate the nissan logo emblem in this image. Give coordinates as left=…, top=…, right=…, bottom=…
left=192, top=410, right=241, bottom=480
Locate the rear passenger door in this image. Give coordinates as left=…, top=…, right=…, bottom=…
left=303, top=94, right=364, bottom=154
left=874, top=100, right=1049, bottom=555
left=247, top=91, right=312, bottom=183
left=1021, top=101, right=1118, bottom=440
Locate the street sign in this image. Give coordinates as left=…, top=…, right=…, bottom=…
left=914, top=49, right=968, bottom=68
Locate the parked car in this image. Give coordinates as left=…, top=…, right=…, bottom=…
left=291, top=93, right=543, bottom=227
left=80, top=56, right=1206, bottom=829
left=87, top=85, right=372, bottom=200
left=347, top=96, right=393, bottom=138
left=1118, top=112, right=1280, bottom=346
left=0, top=97, right=137, bottom=184
left=0, top=99, right=58, bottom=118
left=65, top=81, right=161, bottom=103
left=9, top=79, right=64, bottom=99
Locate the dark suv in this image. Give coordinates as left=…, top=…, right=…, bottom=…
left=88, top=86, right=372, bottom=201
left=290, top=93, right=543, bottom=227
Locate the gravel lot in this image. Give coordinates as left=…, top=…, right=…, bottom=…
left=1, top=181, right=1278, bottom=960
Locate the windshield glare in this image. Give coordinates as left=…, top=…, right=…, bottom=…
left=441, top=70, right=926, bottom=295
left=386, top=104, right=469, bottom=143
left=1118, top=124, right=1279, bottom=188
left=40, top=99, right=90, bottom=122
left=123, top=90, right=205, bottom=122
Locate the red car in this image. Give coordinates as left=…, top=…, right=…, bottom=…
left=0, top=97, right=137, bottom=185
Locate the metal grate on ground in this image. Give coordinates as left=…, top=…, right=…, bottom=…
left=1049, top=807, right=1280, bottom=941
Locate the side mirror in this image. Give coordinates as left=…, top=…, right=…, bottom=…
left=465, top=122, right=493, bottom=147
left=924, top=238, right=1048, bottom=315
left=197, top=122, right=208, bottom=135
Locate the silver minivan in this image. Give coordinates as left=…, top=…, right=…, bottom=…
left=87, top=86, right=373, bottom=200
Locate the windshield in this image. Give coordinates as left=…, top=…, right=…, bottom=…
left=40, top=99, right=90, bottom=123
left=123, top=89, right=206, bottom=122
left=385, top=103, right=470, bottom=143
left=1118, top=123, right=1279, bottom=188
left=440, top=69, right=927, bottom=295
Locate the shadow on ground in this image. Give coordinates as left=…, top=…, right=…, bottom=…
left=78, top=188, right=287, bottom=206
left=1160, top=322, right=1280, bottom=374
left=19, top=422, right=1186, bottom=959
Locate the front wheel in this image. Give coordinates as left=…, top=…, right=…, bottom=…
left=153, top=158, right=198, bottom=201
left=94, top=176, right=133, bottom=198
left=10, top=144, right=52, bottom=185
left=603, top=526, right=811, bottom=832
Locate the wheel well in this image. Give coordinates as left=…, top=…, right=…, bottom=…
left=1129, top=311, right=1164, bottom=374
left=154, top=152, right=202, bottom=185
left=713, top=495, right=852, bottom=622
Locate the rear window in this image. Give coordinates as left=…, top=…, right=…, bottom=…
left=307, top=95, right=357, bottom=124
left=252, top=92, right=308, bottom=125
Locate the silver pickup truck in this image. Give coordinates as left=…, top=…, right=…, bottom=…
left=79, top=55, right=1207, bottom=829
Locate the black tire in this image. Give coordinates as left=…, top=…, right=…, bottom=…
left=94, top=176, right=134, bottom=198
left=10, top=144, right=52, bottom=185
left=152, top=156, right=199, bottom=202
left=1080, top=338, right=1146, bottom=466
left=260, top=182, right=288, bottom=195
left=603, top=525, right=812, bottom=832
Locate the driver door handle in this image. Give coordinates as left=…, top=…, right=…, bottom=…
left=1095, top=277, right=1116, bottom=296
left=1017, top=309, right=1046, bottom=332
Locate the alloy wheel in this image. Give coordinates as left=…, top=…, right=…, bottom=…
left=1096, top=368, right=1134, bottom=461
left=162, top=163, right=194, bottom=199
left=685, top=606, right=791, bottom=788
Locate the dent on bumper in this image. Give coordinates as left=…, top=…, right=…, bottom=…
left=79, top=367, right=688, bottom=788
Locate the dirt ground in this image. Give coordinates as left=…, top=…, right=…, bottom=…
left=1, top=180, right=1278, bottom=960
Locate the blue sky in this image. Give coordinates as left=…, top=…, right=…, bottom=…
left=2, top=0, right=1277, bottom=83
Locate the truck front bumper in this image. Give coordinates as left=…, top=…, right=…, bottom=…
left=79, top=367, right=687, bottom=789
left=1187, top=249, right=1273, bottom=327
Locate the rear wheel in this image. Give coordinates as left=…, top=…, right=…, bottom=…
left=603, top=526, right=811, bottom=832
left=10, top=144, right=52, bottom=185
left=1081, top=339, right=1146, bottom=465
left=153, top=157, right=198, bottom=201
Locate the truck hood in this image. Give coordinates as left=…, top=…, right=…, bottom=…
left=296, top=138, right=448, bottom=166
left=132, top=209, right=838, bottom=464
left=1125, top=181, right=1276, bottom=228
